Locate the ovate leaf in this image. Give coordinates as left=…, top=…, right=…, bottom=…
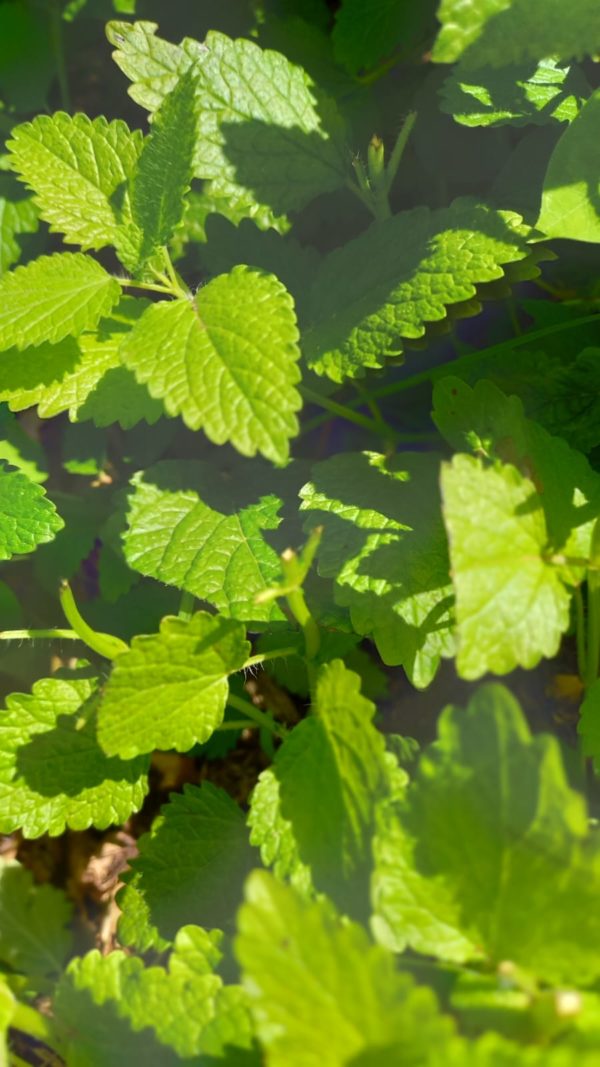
left=0, top=462, right=63, bottom=560
left=117, top=70, right=198, bottom=272
left=333, top=0, right=435, bottom=74
left=537, top=88, right=600, bottom=243
left=236, top=871, right=453, bottom=1067
left=304, top=200, right=532, bottom=381
left=120, top=268, right=301, bottom=463
left=441, top=455, right=571, bottom=679
left=55, top=932, right=254, bottom=1065
left=7, top=113, right=143, bottom=252
left=97, top=612, right=249, bottom=758
left=372, top=684, right=600, bottom=986
left=441, top=58, right=586, bottom=128
left=0, top=253, right=121, bottom=350
left=0, top=195, right=38, bottom=274
left=433, top=376, right=600, bottom=557
left=0, top=669, right=149, bottom=838
left=125, top=783, right=255, bottom=938
left=270, top=660, right=390, bottom=912
left=432, top=0, right=600, bottom=68
left=248, top=767, right=313, bottom=896
left=0, top=297, right=163, bottom=428
left=107, top=21, right=349, bottom=230
left=300, top=451, right=454, bottom=688
left=122, top=461, right=286, bottom=623
left=0, top=859, right=72, bottom=979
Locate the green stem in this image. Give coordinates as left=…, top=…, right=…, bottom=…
left=586, top=578, right=600, bottom=689
left=178, top=591, right=195, bottom=622
left=227, top=694, right=287, bottom=738
left=59, top=581, right=128, bottom=660
left=385, top=111, right=417, bottom=193
left=118, top=278, right=173, bottom=296
left=575, top=586, right=587, bottom=683
left=300, top=385, right=395, bottom=437
left=352, top=380, right=395, bottom=443
left=162, top=247, right=191, bottom=297
left=304, top=312, right=600, bottom=436
left=243, top=646, right=299, bottom=669
left=285, top=586, right=320, bottom=661
left=0, top=628, right=79, bottom=642
left=50, top=0, right=71, bottom=111
left=216, top=719, right=260, bottom=731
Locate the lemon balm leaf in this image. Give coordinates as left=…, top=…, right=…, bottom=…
left=97, top=612, right=249, bottom=758
left=119, top=268, right=301, bottom=464
left=0, top=253, right=122, bottom=351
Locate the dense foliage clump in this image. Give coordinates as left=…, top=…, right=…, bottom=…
left=2, top=0, right=600, bottom=1063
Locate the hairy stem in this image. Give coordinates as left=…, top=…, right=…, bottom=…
left=300, top=385, right=396, bottom=438
left=243, top=646, right=300, bottom=669
left=227, top=693, right=287, bottom=738
left=59, top=581, right=128, bottom=660
left=0, top=628, right=79, bottom=642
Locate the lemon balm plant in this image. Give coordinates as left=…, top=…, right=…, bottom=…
left=2, top=0, right=600, bottom=1063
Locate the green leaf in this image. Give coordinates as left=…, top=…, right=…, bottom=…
left=441, top=58, right=586, bottom=128
left=432, top=0, right=600, bottom=68
left=304, top=200, right=533, bottom=381
left=441, top=454, right=571, bottom=679
left=433, top=377, right=600, bottom=558
left=300, top=451, right=454, bottom=688
left=97, top=611, right=249, bottom=758
left=122, top=460, right=287, bottom=623
left=7, top=113, right=143, bottom=253
left=372, top=683, right=600, bottom=986
left=55, top=931, right=254, bottom=1065
left=0, top=462, right=63, bottom=560
left=236, top=870, right=454, bottom=1067
left=117, top=873, right=170, bottom=953
left=0, top=195, right=38, bottom=274
left=107, top=21, right=348, bottom=229
left=0, top=668, right=149, bottom=838
left=0, top=859, right=72, bottom=978
left=0, top=408, right=47, bottom=483
left=268, top=660, right=390, bottom=911
left=247, top=768, right=313, bottom=896
left=120, top=268, right=301, bottom=463
left=0, top=253, right=122, bottom=351
left=332, top=0, right=436, bottom=74
left=0, top=297, right=163, bottom=429
left=125, top=783, right=255, bottom=938
left=117, top=70, right=198, bottom=272
left=537, top=88, right=600, bottom=243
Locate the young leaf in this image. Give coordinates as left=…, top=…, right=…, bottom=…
left=268, top=660, right=390, bottom=911
left=123, top=783, right=256, bottom=938
left=0, top=669, right=149, bottom=838
left=441, top=58, right=586, bottom=128
left=537, top=88, right=600, bottom=243
left=0, top=297, right=163, bottom=429
left=300, top=451, right=454, bottom=688
left=107, top=21, right=349, bottom=229
left=441, top=454, right=571, bottom=679
left=304, top=200, right=533, bottom=381
left=0, top=859, right=72, bottom=979
left=122, top=461, right=287, bottom=624
left=0, top=195, right=38, bottom=274
left=119, top=268, right=301, bottom=463
left=432, top=0, right=600, bottom=68
left=0, top=462, right=63, bottom=560
left=97, top=611, right=249, bottom=758
left=7, top=113, right=143, bottom=252
left=117, top=70, right=198, bottom=273
left=0, top=252, right=121, bottom=350
left=236, top=871, right=454, bottom=1067
left=372, top=684, right=600, bottom=986
left=433, top=377, right=600, bottom=558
